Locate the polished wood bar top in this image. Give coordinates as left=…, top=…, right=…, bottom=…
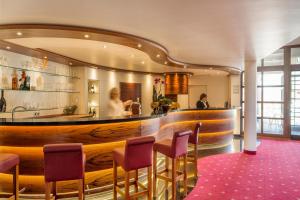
left=0, top=108, right=237, bottom=195
left=0, top=108, right=236, bottom=126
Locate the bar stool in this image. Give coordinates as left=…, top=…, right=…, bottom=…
left=43, top=143, right=85, bottom=200
left=153, top=130, right=192, bottom=200
left=113, top=136, right=155, bottom=200
left=0, top=153, right=19, bottom=200
left=188, top=122, right=202, bottom=177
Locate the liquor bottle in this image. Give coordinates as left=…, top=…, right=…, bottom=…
left=19, top=70, right=26, bottom=90
left=11, top=69, right=18, bottom=90
left=0, top=90, right=6, bottom=112
left=137, top=98, right=142, bottom=115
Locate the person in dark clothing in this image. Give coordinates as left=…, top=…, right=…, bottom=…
left=196, top=93, right=210, bottom=109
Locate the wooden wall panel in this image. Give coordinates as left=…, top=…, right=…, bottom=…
left=120, top=82, right=141, bottom=102
left=165, top=73, right=189, bottom=95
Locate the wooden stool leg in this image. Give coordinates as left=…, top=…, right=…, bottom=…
left=153, top=151, right=157, bottom=199
left=165, top=156, right=169, bottom=189
left=124, top=171, right=130, bottom=200
left=147, top=166, right=152, bottom=200
left=13, top=165, right=19, bottom=200
left=171, top=158, right=177, bottom=200
left=52, top=182, right=56, bottom=200
left=45, top=182, right=52, bottom=200
left=194, top=143, right=198, bottom=177
left=183, top=154, right=188, bottom=196
left=113, top=160, right=117, bottom=200
left=78, top=179, right=84, bottom=200
left=134, top=169, right=138, bottom=193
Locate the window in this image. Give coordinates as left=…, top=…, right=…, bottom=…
left=291, top=71, right=300, bottom=136
left=291, top=48, right=300, bottom=65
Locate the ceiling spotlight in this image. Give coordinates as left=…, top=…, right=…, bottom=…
left=156, top=54, right=161, bottom=58
left=103, top=45, right=107, bottom=48
left=183, top=65, right=187, bottom=69
left=141, top=61, right=145, bottom=64
left=137, top=43, right=142, bottom=48
left=84, top=34, right=90, bottom=38
left=16, top=32, right=23, bottom=36
left=5, top=46, right=11, bottom=50
left=69, top=62, right=73, bottom=66
left=209, top=67, right=213, bottom=70
left=44, top=56, right=48, bottom=59
left=164, top=61, right=168, bottom=65
left=130, top=54, right=135, bottom=58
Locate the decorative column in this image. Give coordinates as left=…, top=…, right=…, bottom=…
left=244, top=60, right=257, bottom=154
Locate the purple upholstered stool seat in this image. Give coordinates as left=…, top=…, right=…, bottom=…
left=153, top=130, right=192, bottom=200
left=0, top=153, right=19, bottom=173
left=0, top=153, right=20, bottom=200
left=113, top=136, right=155, bottom=200
left=43, top=143, right=85, bottom=200
left=153, top=131, right=192, bottom=159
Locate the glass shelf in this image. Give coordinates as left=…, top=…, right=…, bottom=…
left=0, top=64, right=80, bottom=79
left=1, top=107, right=63, bottom=114
left=0, top=88, right=80, bottom=93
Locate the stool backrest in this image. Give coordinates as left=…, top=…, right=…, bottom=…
left=124, top=136, right=155, bottom=170
left=189, top=122, right=202, bottom=144
left=43, top=143, right=84, bottom=182
left=172, top=130, right=192, bottom=157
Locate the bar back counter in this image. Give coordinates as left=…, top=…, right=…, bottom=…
left=0, top=108, right=236, bottom=195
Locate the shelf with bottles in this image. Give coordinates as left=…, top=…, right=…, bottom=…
left=0, top=88, right=80, bottom=93
left=0, top=63, right=80, bottom=79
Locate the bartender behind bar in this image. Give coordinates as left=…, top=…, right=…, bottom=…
left=196, top=93, right=210, bottom=109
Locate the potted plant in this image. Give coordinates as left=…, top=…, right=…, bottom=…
left=159, top=97, right=172, bottom=113
left=151, top=78, right=173, bottom=114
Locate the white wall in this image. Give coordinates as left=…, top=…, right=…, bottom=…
left=229, top=75, right=241, bottom=135
left=189, top=75, right=229, bottom=108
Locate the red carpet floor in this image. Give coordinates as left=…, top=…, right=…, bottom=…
left=185, top=139, right=300, bottom=200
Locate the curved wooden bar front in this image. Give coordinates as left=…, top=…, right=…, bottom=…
left=0, top=109, right=236, bottom=195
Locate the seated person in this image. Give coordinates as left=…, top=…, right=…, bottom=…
left=196, top=93, right=210, bottom=109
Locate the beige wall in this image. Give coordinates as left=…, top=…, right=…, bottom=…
left=189, top=75, right=229, bottom=108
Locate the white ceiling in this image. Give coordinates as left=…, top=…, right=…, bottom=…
left=1, top=0, right=300, bottom=72
left=6, top=37, right=228, bottom=76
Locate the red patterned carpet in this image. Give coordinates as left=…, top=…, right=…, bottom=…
left=185, top=139, right=300, bottom=200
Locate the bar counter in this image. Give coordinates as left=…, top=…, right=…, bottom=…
left=0, top=108, right=237, bottom=195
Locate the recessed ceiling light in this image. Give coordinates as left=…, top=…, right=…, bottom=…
left=184, top=65, right=187, bottom=69
left=130, top=54, right=135, bottom=58
left=69, top=62, right=73, bottom=66
left=84, top=34, right=90, bottom=38
left=44, top=56, right=47, bottom=59
left=103, top=45, right=107, bottom=48
left=5, top=46, right=11, bottom=50
left=16, top=32, right=22, bottom=36
left=209, top=67, right=213, bottom=70
left=164, top=61, right=168, bottom=65
left=156, top=54, right=161, bottom=58
left=141, top=61, right=145, bottom=64
left=137, top=43, right=142, bottom=48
